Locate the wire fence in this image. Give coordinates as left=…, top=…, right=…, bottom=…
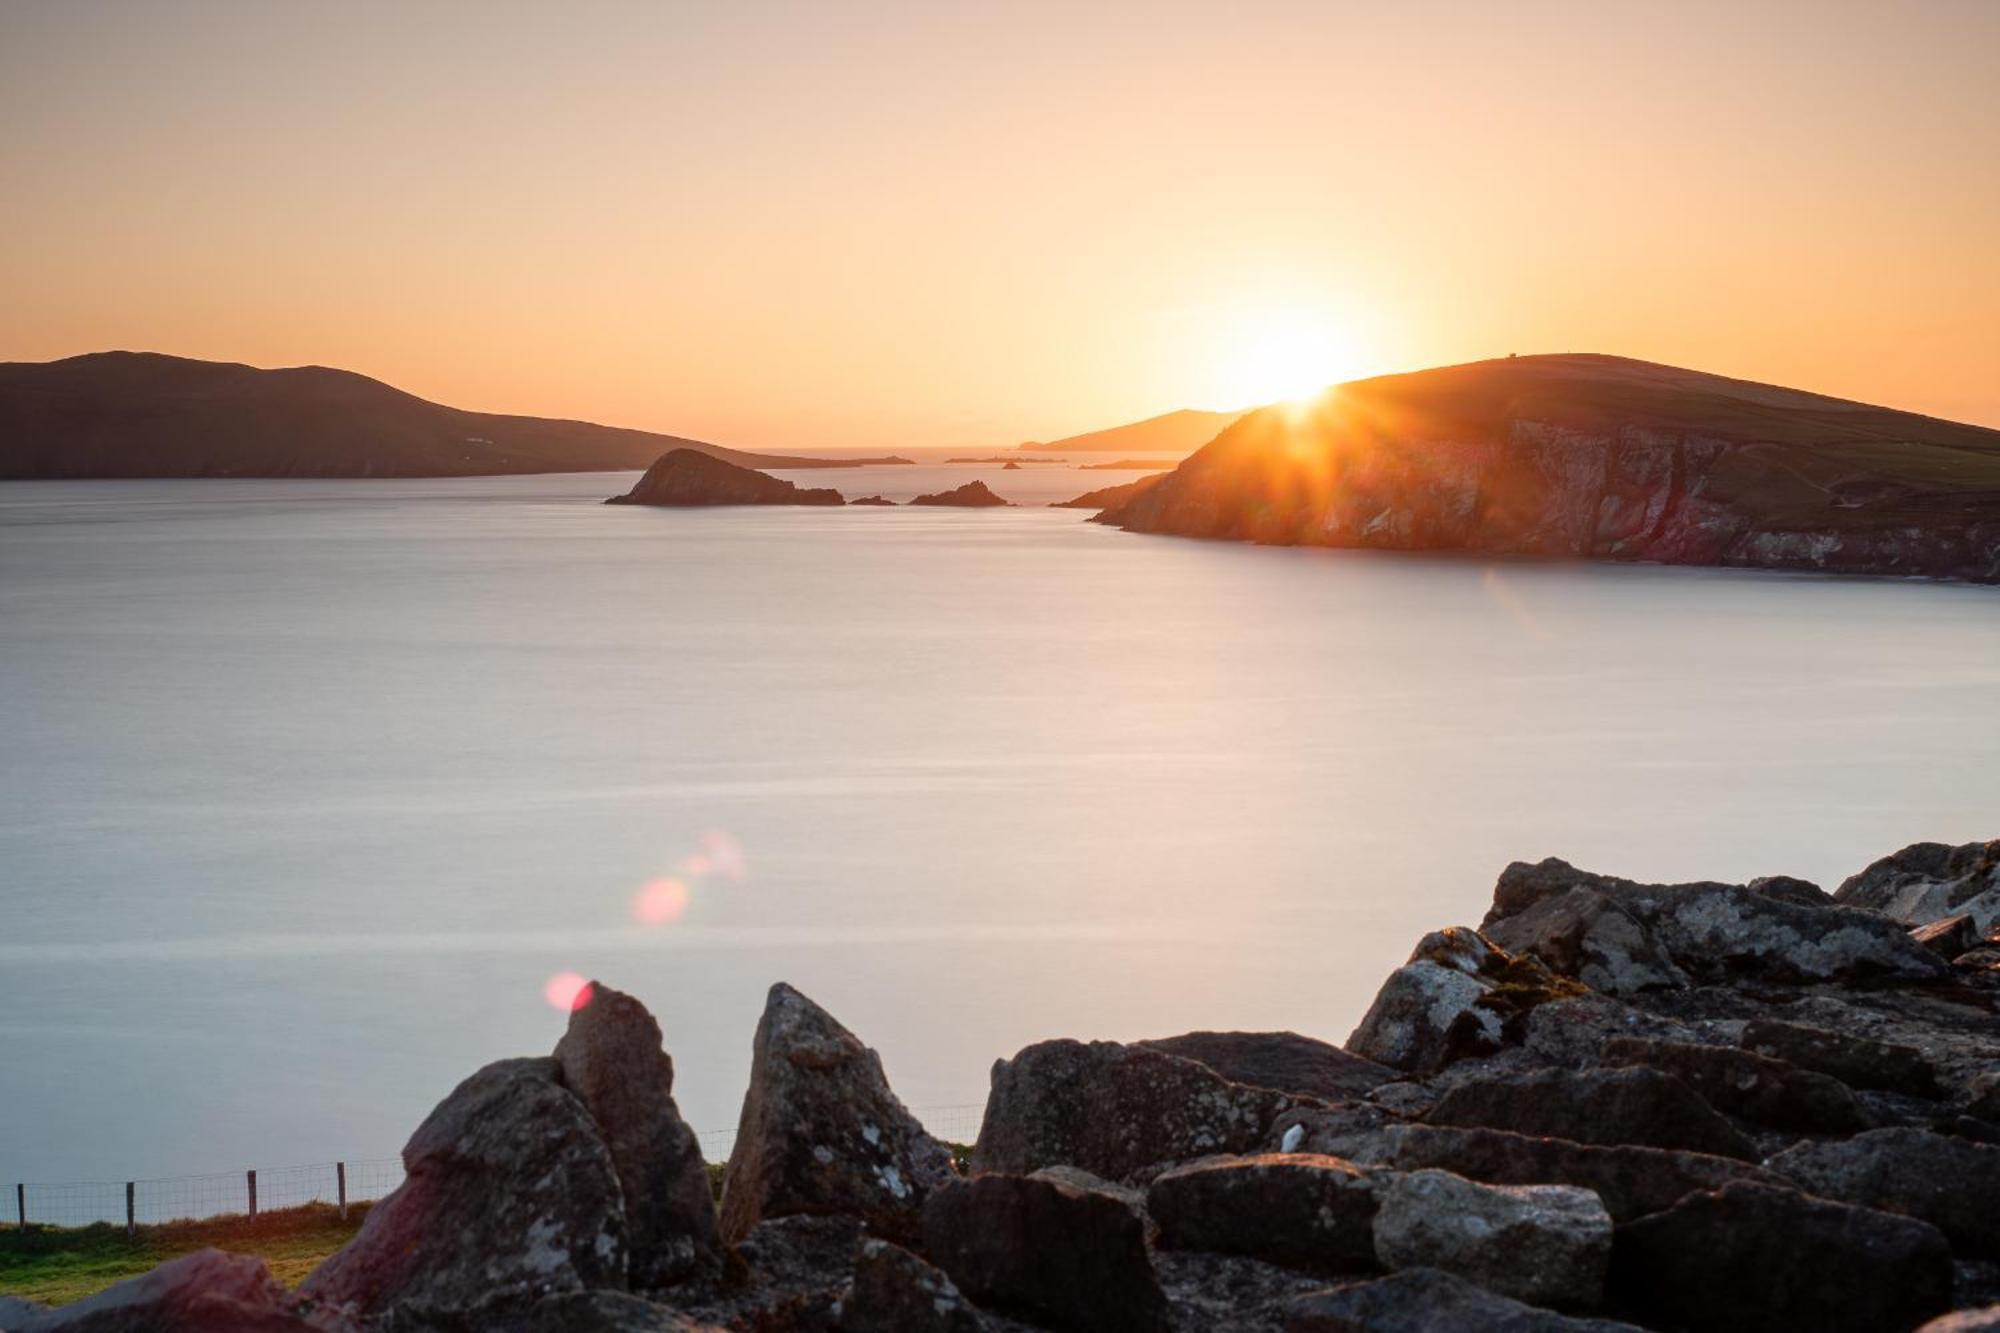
left=7, top=1105, right=985, bottom=1230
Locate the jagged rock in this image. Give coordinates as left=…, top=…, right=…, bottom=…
left=1146, top=1153, right=1382, bottom=1276
left=1914, top=914, right=1983, bottom=957
left=1740, top=1016, right=1941, bottom=1097
left=300, top=1057, right=626, bottom=1321
left=1919, top=1308, right=2000, bottom=1332
left=553, top=983, right=720, bottom=1288
left=922, top=1174, right=1169, bottom=1332
left=1427, top=1066, right=1758, bottom=1159
left=606, top=449, right=845, bottom=506
left=720, top=983, right=957, bottom=1246
left=1481, top=888, right=1687, bottom=995
left=1371, top=1170, right=1610, bottom=1310
left=1598, top=1035, right=1868, bottom=1133
left=971, top=1038, right=1311, bottom=1181
left=841, top=1238, right=989, bottom=1332
left=1487, top=858, right=1948, bottom=985
left=1767, top=1127, right=2000, bottom=1259
left=1285, top=1267, right=1645, bottom=1332
left=909, top=481, right=1009, bottom=507
left=16, top=1250, right=324, bottom=1332
left=1380, top=1123, right=1783, bottom=1222
left=1345, top=929, right=1583, bottom=1074
left=1138, top=1030, right=1396, bottom=1102
left=1837, top=840, right=2000, bottom=932
left=1609, top=1180, right=1954, bottom=1333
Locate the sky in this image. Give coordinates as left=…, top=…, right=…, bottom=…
left=3, top=0, right=1998, bottom=450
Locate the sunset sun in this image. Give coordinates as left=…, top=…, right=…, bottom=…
left=1218, top=307, right=1365, bottom=407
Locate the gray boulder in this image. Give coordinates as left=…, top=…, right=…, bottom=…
left=553, top=983, right=720, bottom=1288
left=1380, top=1123, right=1783, bottom=1222
left=1138, top=1030, right=1396, bottom=1101
left=922, top=1174, right=1169, bottom=1332
left=1481, top=887, right=1687, bottom=994
left=1345, top=929, right=1582, bottom=1074
left=18, top=1251, right=324, bottom=1333
left=1371, top=1169, right=1611, bottom=1310
left=1427, top=1066, right=1758, bottom=1160
left=300, top=1057, right=627, bottom=1322
left=1598, top=1035, right=1867, bottom=1133
left=719, top=983, right=957, bottom=1246
left=1608, top=1180, right=1954, bottom=1333
left=1740, top=1017, right=1941, bottom=1097
left=971, top=1038, right=1309, bottom=1182
left=1285, top=1267, right=1644, bottom=1332
left=1767, top=1126, right=2000, bottom=1258
left=841, top=1238, right=989, bottom=1333
left=1837, top=839, right=2000, bottom=932
left=1146, top=1153, right=1382, bottom=1276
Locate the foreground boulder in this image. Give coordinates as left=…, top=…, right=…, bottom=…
left=1427, top=1066, right=1758, bottom=1160
left=1487, top=858, right=1948, bottom=986
left=1767, top=1127, right=2000, bottom=1258
left=922, top=1174, right=1169, bottom=1332
left=1372, top=1169, right=1611, bottom=1310
left=17, top=1251, right=321, bottom=1333
left=1837, top=840, right=2000, bottom=932
left=1598, top=1035, right=1867, bottom=1133
left=1284, top=1268, right=1643, bottom=1332
left=909, top=480, right=1009, bottom=507
left=300, top=1057, right=627, bottom=1321
left=840, top=1238, right=989, bottom=1333
left=1344, top=929, right=1582, bottom=1073
left=1608, top=1180, right=1954, bottom=1333
left=972, top=1038, right=1311, bottom=1181
left=553, top=983, right=720, bottom=1288
left=606, top=449, right=845, bottom=506
left=1146, top=1153, right=1381, bottom=1276
left=1381, top=1123, right=1781, bottom=1223
left=719, top=983, right=956, bottom=1246
left=1140, top=1030, right=1396, bottom=1101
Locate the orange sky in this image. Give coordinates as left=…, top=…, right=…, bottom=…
left=4, top=0, right=1997, bottom=449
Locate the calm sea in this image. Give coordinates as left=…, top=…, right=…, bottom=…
left=4, top=462, right=1998, bottom=1186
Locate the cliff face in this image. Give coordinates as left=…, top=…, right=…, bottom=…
left=1100, top=355, right=2000, bottom=583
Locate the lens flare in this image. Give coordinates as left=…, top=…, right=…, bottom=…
left=633, top=877, right=690, bottom=926
left=701, top=829, right=747, bottom=881
left=544, top=971, right=594, bottom=1012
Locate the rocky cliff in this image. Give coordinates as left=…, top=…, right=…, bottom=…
left=11, top=838, right=2000, bottom=1332
left=1099, top=355, right=2000, bottom=583
left=606, top=449, right=846, bottom=507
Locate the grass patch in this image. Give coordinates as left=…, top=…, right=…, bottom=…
left=0, top=1201, right=370, bottom=1308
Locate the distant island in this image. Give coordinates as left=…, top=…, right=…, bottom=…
left=1099, top=354, right=2000, bottom=584
left=910, top=480, right=1010, bottom=507
left=1013, top=407, right=1248, bottom=454
left=0, top=351, right=888, bottom=479
left=1078, top=459, right=1179, bottom=471
left=944, top=455, right=1066, bottom=464
left=606, top=449, right=844, bottom=506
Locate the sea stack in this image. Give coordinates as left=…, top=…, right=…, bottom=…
left=909, top=480, right=1011, bottom=507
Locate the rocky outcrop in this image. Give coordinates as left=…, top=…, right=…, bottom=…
left=299, top=1057, right=627, bottom=1323
left=1608, top=1181, right=1955, bottom=1333
left=921, top=1174, right=1169, bottom=1332
left=16, top=1250, right=326, bottom=1332
left=1137, top=1030, right=1395, bottom=1101
left=605, top=449, right=844, bottom=506
left=718, top=983, right=957, bottom=1246
left=1838, top=840, right=2000, bottom=932
left=553, top=983, right=720, bottom=1288
left=1145, top=1154, right=1381, bottom=1276
left=1371, top=1170, right=1611, bottom=1310
left=1344, top=928, right=1582, bottom=1073
left=1097, top=354, right=2000, bottom=584
left=909, top=481, right=1010, bottom=507
left=1284, top=1268, right=1644, bottom=1333
left=971, top=1038, right=1313, bottom=1181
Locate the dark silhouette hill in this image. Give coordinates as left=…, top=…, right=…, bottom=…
left=1014, top=407, right=1246, bottom=455
left=0, top=351, right=874, bottom=478
left=1099, top=354, right=2000, bottom=583
left=605, top=449, right=845, bottom=506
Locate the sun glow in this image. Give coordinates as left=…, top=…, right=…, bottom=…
left=1216, top=306, right=1367, bottom=408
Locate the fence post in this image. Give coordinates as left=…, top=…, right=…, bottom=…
left=126, top=1181, right=136, bottom=1238
left=247, top=1169, right=257, bottom=1221
left=14, top=1182, right=22, bottom=1230
left=336, top=1162, right=347, bottom=1221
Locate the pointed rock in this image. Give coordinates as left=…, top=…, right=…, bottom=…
left=300, top=1057, right=627, bottom=1322
left=719, top=983, right=956, bottom=1246
left=1345, top=929, right=1583, bottom=1074
left=554, top=982, right=721, bottom=1288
